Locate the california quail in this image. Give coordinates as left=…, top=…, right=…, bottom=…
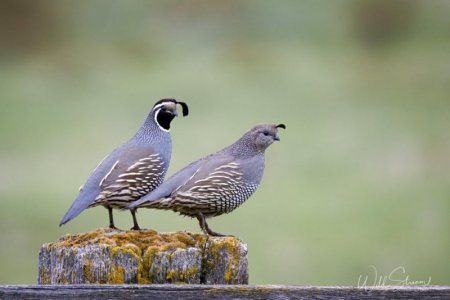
left=129, top=123, right=285, bottom=236
left=59, top=98, right=189, bottom=230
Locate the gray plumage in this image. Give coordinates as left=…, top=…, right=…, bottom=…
left=60, top=98, right=189, bottom=230
left=129, top=123, right=285, bottom=236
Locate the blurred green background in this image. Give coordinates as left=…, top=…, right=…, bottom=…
left=0, top=0, right=449, bottom=285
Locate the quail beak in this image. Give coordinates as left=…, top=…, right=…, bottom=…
left=274, top=135, right=280, bottom=141
left=165, top=103, right=178, bottom=117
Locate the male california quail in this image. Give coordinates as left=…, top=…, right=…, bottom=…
left=59, top=98, right=189, bottom=230
left=129, top=123, right=285, bottom=236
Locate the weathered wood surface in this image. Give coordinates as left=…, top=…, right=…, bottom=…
left=0, top=285, right=449, bottom=300
left=38, top=228, right=247, bottom=284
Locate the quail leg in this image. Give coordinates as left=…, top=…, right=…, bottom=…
left=130, top=208, right=141, bottom=230
left=196, top=212, right=225, bottom=237
left=108, top=207, right=118, bottom=230
left=196, top=212, right=208, bottom=235
left=204, top=221, right=226, bottom=237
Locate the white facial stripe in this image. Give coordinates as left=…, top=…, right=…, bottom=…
left=153, top=101, right=175, bottom=111
left=154, top=108, right=170, bottom=133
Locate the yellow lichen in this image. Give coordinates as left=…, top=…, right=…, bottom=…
left=39, top=268, right=50, bottom=284
left=108, top=265, right=125, bottom=284
left=136, top=263, right=149, bottom=284
left=225, top=237, right=241, bottom=284
left=164, top=265, right=199, bottom=284
left=46, top=228, right=242, bottom=284
left=58, top=272, right=69, bottom=284
left=122, top=243, right=141, bottom=258
left=184, top=265, right=198, bottom=281
left=166, top=269, right=178, bottom=282
left=206, top=237, right=241, bottom=284
left=83, top=259, right=95, bottom=283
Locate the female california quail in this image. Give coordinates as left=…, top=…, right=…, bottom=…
left=129, top=123, right=285, bottom=236
left=59, top=98, right=189, bottom=230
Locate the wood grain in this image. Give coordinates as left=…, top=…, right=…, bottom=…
left=1, top=285, right=449, bottom=300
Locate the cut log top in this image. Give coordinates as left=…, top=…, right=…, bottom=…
left=38, top=228, right=248, bottom=285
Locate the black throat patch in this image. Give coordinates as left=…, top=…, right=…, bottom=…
left=156, top=109, right=175, bottom=130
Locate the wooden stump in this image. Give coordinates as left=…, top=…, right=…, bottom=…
left=38, top=228, right=248, bottom=285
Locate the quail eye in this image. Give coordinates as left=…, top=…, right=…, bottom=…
left=262, top=131, right=269, bottom=136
